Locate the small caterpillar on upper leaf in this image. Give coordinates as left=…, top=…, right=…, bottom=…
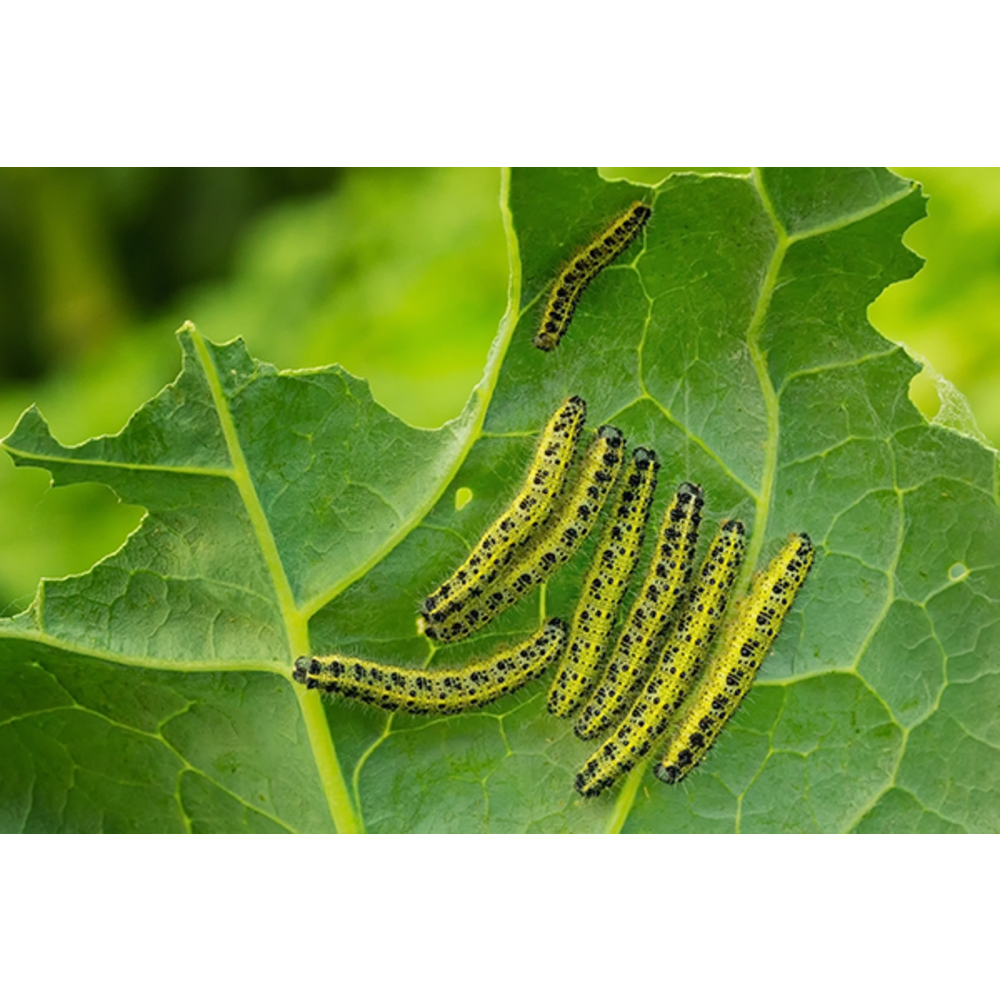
left=654, top=533, right=815, bottom=785
left=293, top=618, right=567, bottom=715
left=534, top=201, right=652, bottom=352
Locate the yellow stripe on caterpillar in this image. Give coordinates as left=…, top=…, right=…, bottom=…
left=534, top=201, right=652, bottom=352
left=293, top=618, right=567, bottom=715
left=422, top=425, right=627, bottom=643
left=654, top=533, right=815, bottom=785
left=574, top=482, right=703, bottom=740
left=547, top=446, right=659, bottom=718
left=574, top=519, right=746, bottom=797
left=421, top=396, right=587, bottom=626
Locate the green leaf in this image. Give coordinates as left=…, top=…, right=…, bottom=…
left=2, top=168, right=998, bottom=833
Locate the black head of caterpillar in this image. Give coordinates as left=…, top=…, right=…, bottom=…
left=293, top=618, right=567, bottom=715
left=534, top=201, right=652, bottom=352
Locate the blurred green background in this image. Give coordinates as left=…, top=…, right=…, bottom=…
left=0, top=167, right=996, bottom=614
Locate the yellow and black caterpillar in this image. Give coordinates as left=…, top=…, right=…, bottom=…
left=293, top=618, right=567, bottom=715
left=421, top=396, right=586, bottom=631
left=421, top=424, right=626, bottom=643
left=534, top=201, right=652, bottom=352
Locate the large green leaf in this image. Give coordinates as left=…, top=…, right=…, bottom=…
left=2, top=168, right=997, bottom=833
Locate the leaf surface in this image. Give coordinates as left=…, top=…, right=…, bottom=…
left=2, top=168, right=998, bottom=833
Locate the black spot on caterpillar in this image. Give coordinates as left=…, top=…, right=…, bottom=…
left=574, top=482, right=704, bottom=740
left=574, top=519, right=746, bottom=797
left=421, top=396, right=587, bottom=628
left=422, top=425, right=627, bottom=644
left=547, top=447, right=659, bottom=718
left=293, top=618, right=567, bottom=715
left=534, top=201, right=652, bottom=352
left=654, top=533, right=815, bottom=785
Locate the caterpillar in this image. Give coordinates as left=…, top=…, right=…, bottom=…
left=534, top=201, right=652, bottom=352
left=293, top=618, right=568, bottom=715
left=654, top=533, right=815, bottom=785
left=574, top=519, right=746, bottom=798
left=547, top=447, right=659, bottom=718
left=421, top=396, right=587, bottom=626
left=574, top=482, right=704, bottom=740
left=422, top=425, right=627, bottom=643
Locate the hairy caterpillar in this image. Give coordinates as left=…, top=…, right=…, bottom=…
left=547, top=447, right=659, bottom=718
left=574, top=519, right=746, bottom=798
left=421, top=396, right=587, bottom=626
left=534, top=201, right=652, bottom=352
left=422, top=425, right=627, bottom=643
left=293, top=618, right=567, bottom=715
left=574, top=482, right=704, bottom=740
left=655, top=533, right=815, bottom=784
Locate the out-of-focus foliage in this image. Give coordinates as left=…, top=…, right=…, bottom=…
left=0, top=169, right=506, bottom=610
left=0, top=169, right=344, bottom=380
left=869, top=168, right=1000, bottom=444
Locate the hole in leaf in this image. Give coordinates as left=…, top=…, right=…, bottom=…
left=454, top=487, right=473, bottom=511
left=948, top=562, right=968, bottom=582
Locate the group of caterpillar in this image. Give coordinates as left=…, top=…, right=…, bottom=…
left=420, top=418, right=626, bottom=642
left=291, top=393, right=814, bottom=795
left=291, top=208, right=811, bottom=794
left=293, top=396, right=626, bottom=721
